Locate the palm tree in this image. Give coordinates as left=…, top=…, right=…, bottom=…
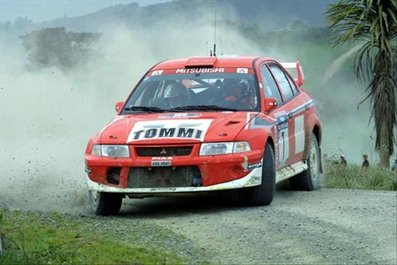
left=326, top=0, right=397, bottom=167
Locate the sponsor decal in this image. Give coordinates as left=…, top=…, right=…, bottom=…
left=247, top=162, right=262, bottom=169
left=251, top=115, right=277, bottom=128
left=289, top=99, right=314, bottom=116
left=148, top=68, right=255, bottom=75
left=151, top=70, right=163, bottom=76
left=277, top=115, right=289, bottom=164
left=151, top=157, right=172, bottom=167
left=248, top=175, right=262, bottom=185
left=277, top=121, right=288, bottom=130
left=175, top=68, right=225, bottom=74
left=127, top=119, right=212, bottom=142
left=276, top=115, right=288, bottom=124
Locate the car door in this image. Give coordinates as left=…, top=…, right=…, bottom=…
left=260, top=63, right=306, bottom=168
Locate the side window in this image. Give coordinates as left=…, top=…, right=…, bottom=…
left=260, top=65, right=282, bottom=105
left=269, top=64, right=295, bottom=102
left=286, top=75, right=298, bottom=95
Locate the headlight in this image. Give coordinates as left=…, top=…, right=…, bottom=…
left=199, top=142, right=251, bottom=156
left=91, top=145, right=130, bottom=158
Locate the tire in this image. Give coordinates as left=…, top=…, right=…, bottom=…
left=89, top=190, right=123, bottom=216
left=290, top=133, right=321, bottom=191
left=239, top=143, right=276, bottom=206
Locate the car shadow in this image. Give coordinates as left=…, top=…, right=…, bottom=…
left=118, top=182, right=293, bottom=219
left=119, top=190, right=244, bottom=219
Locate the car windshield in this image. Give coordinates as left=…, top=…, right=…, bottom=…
left=122, top=68, right=259, bottom=113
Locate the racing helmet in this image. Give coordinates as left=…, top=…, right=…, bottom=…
left=239, top=79, right=253, bottom=96
left=240, top=79, right=256, bottom=108
left=163, top=82, right=189, bottom=107
left=223, top=78, right=241, bottom=95
left=164, top=82, right=188, bottom=98
left=223, top=78, right=253, bottom=97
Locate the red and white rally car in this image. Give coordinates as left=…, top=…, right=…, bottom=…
left=85, top=56, right=323, bottom=215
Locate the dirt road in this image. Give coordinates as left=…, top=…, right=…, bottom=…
left=120, top=188, right=396, bottom=264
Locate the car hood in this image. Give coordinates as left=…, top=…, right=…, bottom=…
left=98, top=112, right=259, bottom=144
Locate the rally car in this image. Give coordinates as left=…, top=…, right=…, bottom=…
left=85, top=56, right=323, bottom=215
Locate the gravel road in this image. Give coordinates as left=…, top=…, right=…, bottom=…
left=118, top=188, right=397, bottom=264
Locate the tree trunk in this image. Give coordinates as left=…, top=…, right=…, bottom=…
left=378, top=120, right=390, bottom=168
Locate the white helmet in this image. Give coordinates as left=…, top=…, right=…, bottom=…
left=164, top=82, right=188, bottom=99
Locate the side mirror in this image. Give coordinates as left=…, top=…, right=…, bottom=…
left=115, top=101, right=124, bottom=113
left=264, top=98, right=277, bottom=112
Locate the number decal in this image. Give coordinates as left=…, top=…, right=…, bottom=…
left=277, top=115, right=289, bottom=164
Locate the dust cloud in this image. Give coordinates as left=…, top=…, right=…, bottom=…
left=0, top=8, right=377, bottom=214
left=316, top=46, right=375, bottom=164
left=0, top=12, right=264, bottom=214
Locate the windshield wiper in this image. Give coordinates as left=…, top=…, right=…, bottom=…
left=169, top=105, right=238, bottom=111
left=124, top=106, right=166, bottom=112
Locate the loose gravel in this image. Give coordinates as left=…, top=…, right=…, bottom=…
left=2, top=188, right=395, bottom=264
left=119, top=188, right=397, bottom=264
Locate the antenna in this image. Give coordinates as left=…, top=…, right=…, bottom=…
left=213, top=9, right=217, bottom=57
left=220, top=28, right=223, bottom=55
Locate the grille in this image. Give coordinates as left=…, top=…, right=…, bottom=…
left=128, top=166, right=201, bottom=188
left=135, top=146, right=192, bottom=157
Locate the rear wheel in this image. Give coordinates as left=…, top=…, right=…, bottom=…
left=89, top=190, right=123, bottom=216
left=290, top=133, right=321, bottom=191
left=240, top=143, right=275, bottom=206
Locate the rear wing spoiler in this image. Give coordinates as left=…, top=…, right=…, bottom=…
left=281, top=61, right=304, bottom=86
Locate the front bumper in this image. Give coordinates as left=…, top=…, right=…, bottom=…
left=85, top=147, right=263, bottom=193
left=87, top=166, right=262, bottom=195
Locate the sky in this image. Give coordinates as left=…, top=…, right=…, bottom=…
left=0, top=0, right=171, bottom=23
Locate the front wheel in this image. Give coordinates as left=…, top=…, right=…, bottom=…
left=89, top=190, right=123, bottom=216
left=290, top=133, right=321, bottom=191
left=239, top=143, right=275, bottom=206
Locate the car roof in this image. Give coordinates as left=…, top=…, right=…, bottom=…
left=152, top=56, right=275, bottom=70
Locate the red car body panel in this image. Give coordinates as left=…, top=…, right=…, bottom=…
left=85, top=56, right=322, bottom=196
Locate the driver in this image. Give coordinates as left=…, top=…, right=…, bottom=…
left=163, top=81, right=189, bottom=108
left=223, top=79, right=256, bottom=109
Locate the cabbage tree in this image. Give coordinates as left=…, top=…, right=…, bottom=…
left=327, top=0, right=397, bottom=167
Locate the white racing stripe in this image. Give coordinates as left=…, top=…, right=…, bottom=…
left=294, top=115, right=305, bottom=154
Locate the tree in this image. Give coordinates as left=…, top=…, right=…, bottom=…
left=326, top=0, right=397, bottom=167
left=20, top=27, right=101, bottom=70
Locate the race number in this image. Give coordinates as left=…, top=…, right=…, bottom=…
left=277, top=115, right=289, bottom=164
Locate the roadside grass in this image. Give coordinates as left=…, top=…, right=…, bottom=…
left=0, top=209, right=195, bottom=265
left=324, top=163, right=397, bottom=191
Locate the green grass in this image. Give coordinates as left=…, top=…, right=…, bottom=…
left=324, top=162, right=397, bottom=191
left=0, top=210, right=190, bottom=265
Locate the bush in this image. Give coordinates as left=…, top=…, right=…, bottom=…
left=324, top=162, right=397, bottom=191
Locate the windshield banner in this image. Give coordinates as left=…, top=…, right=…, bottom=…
left=149, top=68, right=254, bottom=76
